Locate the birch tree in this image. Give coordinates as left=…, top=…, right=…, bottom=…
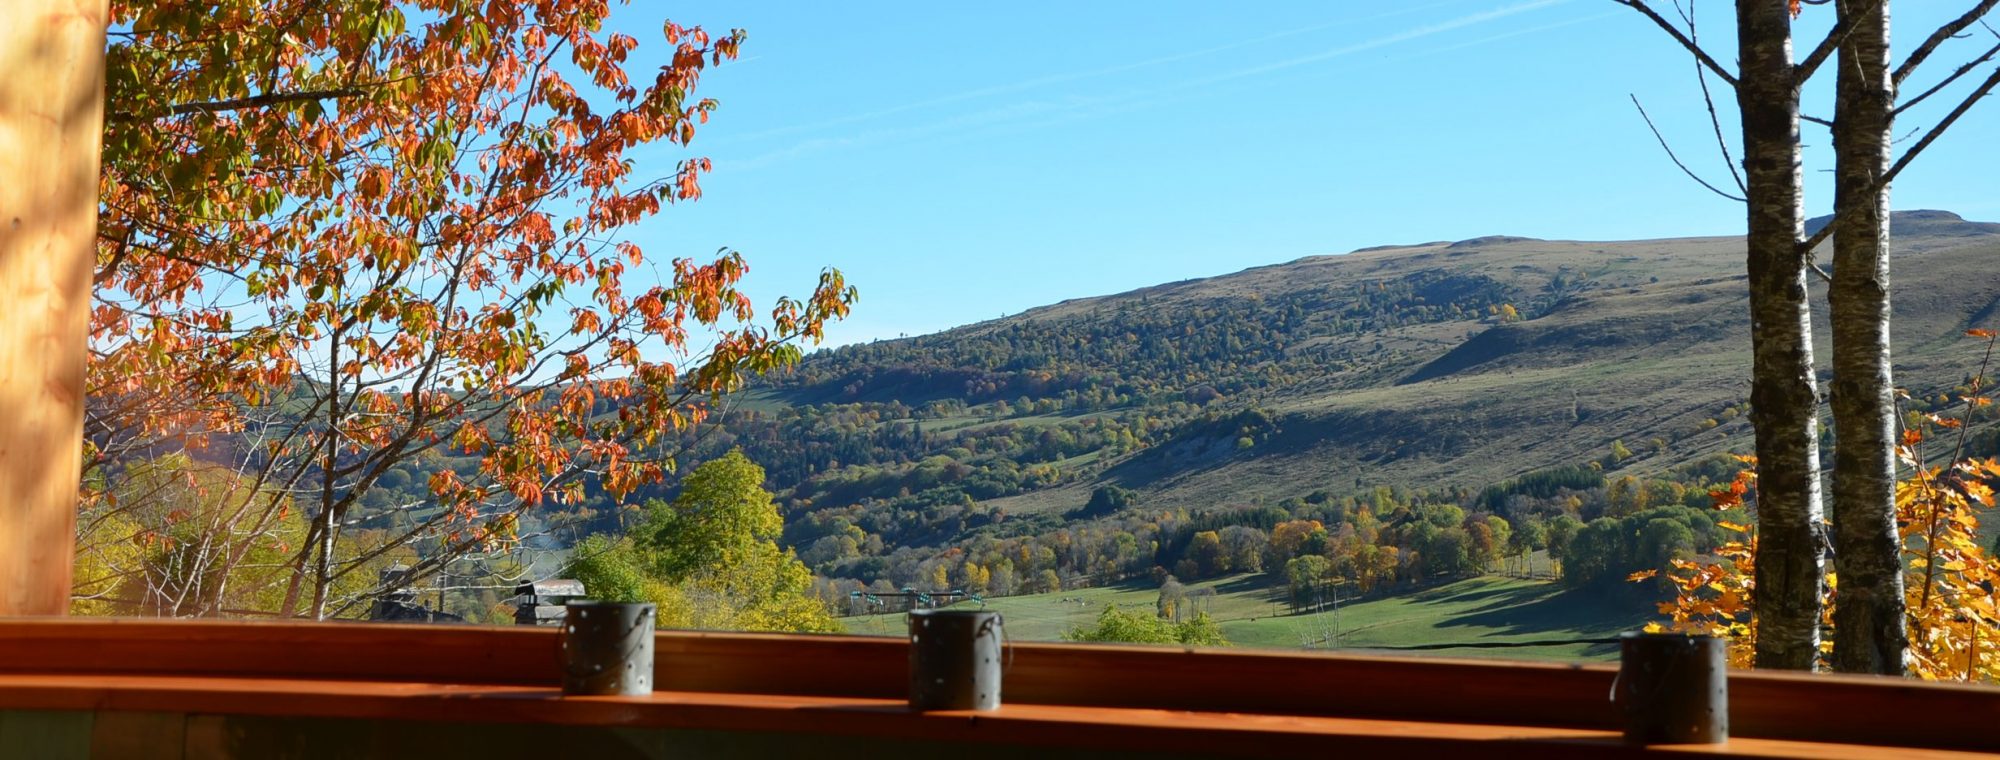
left=1826, top=0, right=1905, bottom=676
left=1617, top=0, right=1824, bottom=669
left=1616, top=0, right=2000, bottom=670
left=1825, top=0, right=2000, bottom=675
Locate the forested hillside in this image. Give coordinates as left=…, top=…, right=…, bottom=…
left=320, top=212, right=2000, bottom=611
left=688, top=211, right=2000, bottom=600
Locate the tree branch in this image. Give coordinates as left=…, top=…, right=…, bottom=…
left=1896, top=36, right=2000, bottom=116
left=169, top=87, right=366, bottom=115
left=1609, top=0, right=1740, bottom=87
left=1683, top=0, right=1748, bottom=195
left=1882, top=63, right=2000, bottom=190
left=1800, top=60, right=2000, bottom=255
left=1894, top=0, right=2000, bottom=86
left=1797, top=0, right=1887, bottom=83
left=107, top=87, right=367, bottom=121
left=1630, top=94, right=1748, bottom=203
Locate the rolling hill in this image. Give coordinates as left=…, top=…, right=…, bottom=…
left=613, top=211, right=2000, bottom=590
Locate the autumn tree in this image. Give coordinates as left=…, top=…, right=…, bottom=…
left=638, top=450, right=785, bottom=582
left=1185, top=530, right=1225, bottom=578
left=88, top=0, right=853, bottom=618
left=1063, top=604, right=1228, bottom=647
left=1039, top=568, right=1065, bottom=593
left=1156, top=575, right=1187, bottom=619
left=1642, top=356, right=2000, bottom=681
left=1505, top=517, right=1546, bottom=577
left=1269, top=519, right=1325, bottom=562
left=1606, top=475, right=1650, bottom=516
left=1284, top=555, right=1331, bottom=613
left=1544, top=514, right=1582, bottom=580
left=75, top=454, right=303, bottom=615
left=565, top=451, right=839, bottom=633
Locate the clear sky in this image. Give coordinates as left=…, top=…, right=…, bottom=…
left=602, top=1, right=1998, bottom=347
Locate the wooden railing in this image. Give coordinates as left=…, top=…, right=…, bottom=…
left=1, top=618, right=1997, bottom=757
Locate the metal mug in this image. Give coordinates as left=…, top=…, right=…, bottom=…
left=559, top=600, right=656, bottom=696
left=1614, top=631, right=1728, bottom=744
left=908, top=608, right=1004, bottom=711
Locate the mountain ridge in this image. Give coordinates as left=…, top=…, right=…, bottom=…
left=875, top=208, right=1993, bottom=349
left=593, top=210, right=2000, bottom=587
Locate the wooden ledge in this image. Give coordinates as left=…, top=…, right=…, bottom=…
left=0, top=672, right=1979, bottom=759
left=2, top=618, right=1998, bottom=753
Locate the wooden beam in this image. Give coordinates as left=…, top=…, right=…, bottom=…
left=0, top=674, right=1991, bottom=758
left=6, top=619, right=2000, bottom=752
left=0, top=0, right=106, bottom=615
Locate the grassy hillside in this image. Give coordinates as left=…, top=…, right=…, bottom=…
left=490, top=211, right=2000, bottom=595
left=785, top=213, right=1988, bottom=481
left=843, top=573, right=1648, bottom=663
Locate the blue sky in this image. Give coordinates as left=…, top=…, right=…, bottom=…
left=604, top=1, right=1998, bottom=347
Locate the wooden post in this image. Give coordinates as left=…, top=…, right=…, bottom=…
left=0, top=0, right=107, bottom=615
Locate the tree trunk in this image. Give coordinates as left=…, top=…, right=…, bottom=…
left=308, top=506, right=338, bottom=620
left=1738, top=0, right=1826, bottom=671
left=1829, top=0, right=1908, bottom=675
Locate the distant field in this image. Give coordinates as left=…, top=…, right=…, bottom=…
left=843, top=572, right=1650, bottom=663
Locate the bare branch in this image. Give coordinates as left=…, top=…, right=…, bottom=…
left=1684, top=1, right=1747, bottom=194
left=1609, top=0, right=1740, bottom=87
left=1630, top=94, right=1748, bottom=203
left=1798, top=222, right=1835, bottom=259
left=1894, top=0, right=2000, bottom=86
left=1883, top=64, right=2000, bottom=188
left=1797, top=0, right=1888, bottom=83
left=108, top=87, right=366, bottom=121
left=1800, top=59, right=2000, bottom=256
left=1896, top=37, right=2000, bottom=115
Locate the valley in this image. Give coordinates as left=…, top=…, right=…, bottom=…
left=321, top=211, right=2000, bottom=629
left=664, top=211, right=2000, bottom=596
left=846, top=573, right=1647, bottom=662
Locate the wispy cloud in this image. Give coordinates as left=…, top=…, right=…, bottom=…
left=721, top=17, right=1378, bottom=146
left=731, top=98, right=1081, bottom=170
left=1172, top=0, right=1570, bottom=90
left=1398, top=9, right=1615, bottom=60
left=733, top=0, right=1572, bottom=168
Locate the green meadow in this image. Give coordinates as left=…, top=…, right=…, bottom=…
left=843, top=573, right=1649, bottom=663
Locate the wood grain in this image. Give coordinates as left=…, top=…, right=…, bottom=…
left=0, top=673, right=1986, bottom=759
left=3, top=619, right=2000, bottom=752
left=0, top=0, right=107, bottom=616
